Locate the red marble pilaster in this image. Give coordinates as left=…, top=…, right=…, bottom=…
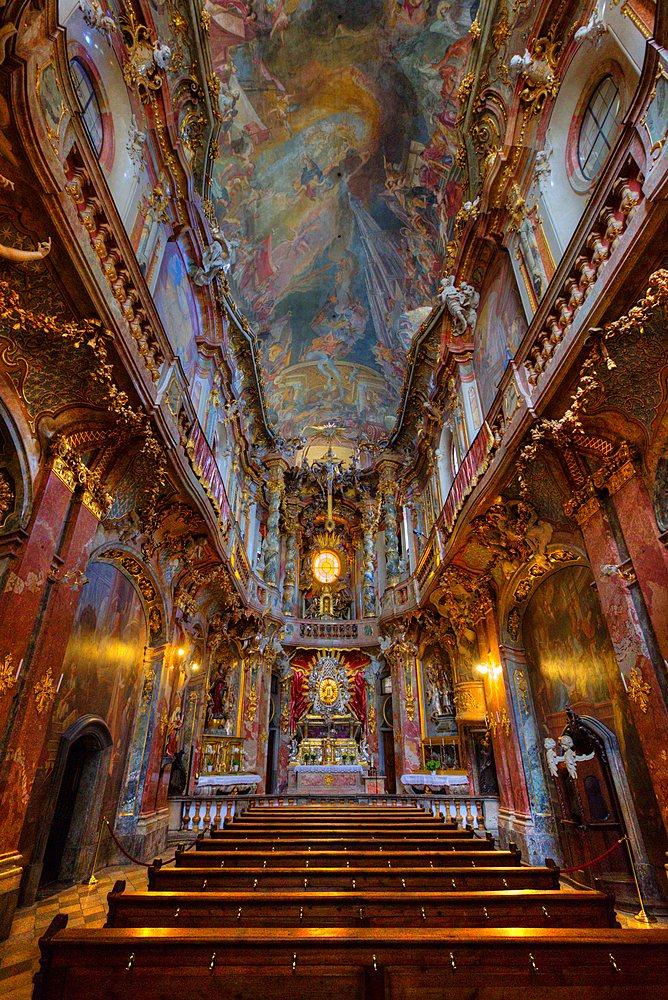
left=611, top=474, right=668, bottom=669
left=390, top=650, right=421, bottom=791
left=582, top=509, right=668, bottom=836
left=0, top=476, right=100, bottom=853
left=483, top=608, right=532, bottom=821
left=241, top=657, right=272, bottom=791
left=0, top=468, right=75, bottom=733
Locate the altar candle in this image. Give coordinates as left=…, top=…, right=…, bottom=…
left=56, top=673, right=64, bottom=693
left=14, top=658, right=23, bottom=680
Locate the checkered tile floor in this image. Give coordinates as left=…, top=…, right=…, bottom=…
left=0, top=864, right=148, bottom=1000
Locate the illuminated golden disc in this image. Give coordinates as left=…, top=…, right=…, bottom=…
left=313, top=549, right=341, bottom=584
left=319, top=678, right=339, bottom=705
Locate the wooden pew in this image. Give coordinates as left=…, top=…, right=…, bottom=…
left=106, top=882, right=619, bottom=929
left=207, top=828, right=475, bottom=844
left=35, top=920, right=668, bottom=1000
left=174, top=847, right=513, bottom=870
left=148, top=861, right=560, bottom=892
left=198, top=836, right=490, bottom=853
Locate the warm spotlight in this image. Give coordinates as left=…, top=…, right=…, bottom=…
left=177, top=648, right=185, bottom=656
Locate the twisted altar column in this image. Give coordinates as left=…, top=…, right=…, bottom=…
left=380, top=463, right=401, bottom=588
left=262, top=472, right=285, bottom=589
left=360, top=495, right=379, bottom=617
left=281, top=501, right=299, bottom=615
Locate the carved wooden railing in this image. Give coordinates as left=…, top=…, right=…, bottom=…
left=281, top=618, right=379, bottom=645
left=169, top=793, right=499, bottom=835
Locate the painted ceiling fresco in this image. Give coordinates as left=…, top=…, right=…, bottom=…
left=207, top=0, right=476, bottom=443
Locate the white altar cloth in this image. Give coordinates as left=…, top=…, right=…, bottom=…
left=401, top=772, right=469, bottom=788
left=196, top=773, right=261, bottom=792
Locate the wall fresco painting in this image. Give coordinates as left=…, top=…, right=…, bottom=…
left=473, top=252, right=527, bottom=414
left=154, top=243, right=200, bottom=372
left=49, top=561, right=147, bottom=820
left=206, top=0, right=477, bottom=442
left=522, top=565, right=665, bottom=851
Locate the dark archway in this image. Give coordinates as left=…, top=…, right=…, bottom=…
left=21, top=716, right=112, bottom=904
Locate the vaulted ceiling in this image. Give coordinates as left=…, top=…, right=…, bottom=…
left=207, top=0, right=476, bottom=444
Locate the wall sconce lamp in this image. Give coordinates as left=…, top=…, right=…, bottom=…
left=191, top=662, right=199, bottom=671
left=476, top=661, right=502, bottom=680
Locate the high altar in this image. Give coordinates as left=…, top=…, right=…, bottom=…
left=288, top=653, right=371, bottom=793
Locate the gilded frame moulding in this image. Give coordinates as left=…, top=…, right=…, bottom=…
left=36, top=61, right=69, bottom=155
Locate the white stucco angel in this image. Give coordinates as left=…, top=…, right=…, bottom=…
left=575, top=2, right=607, bottom=48
left=153, top=40, right=172, bottom=70
left=559, top=734, right=595, bottom=780
left=440, top=275, right=478, bottom=335
left=78, top=0, right=117, bottom=42
left=191, top=239, right=228, bottom=286
left=544, top=737, right=562, bottom=779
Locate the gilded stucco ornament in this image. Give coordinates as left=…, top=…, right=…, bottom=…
left=510, top=31, right=562, bottom=115
left=629, top=667, right=651, bottom=714
left=0, top=653, right=14, bottom=695
left=34, top=667, right=56, bottom=714
left=121, top=11, right=169, bottom=102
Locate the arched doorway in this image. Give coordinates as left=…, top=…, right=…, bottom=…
left=551, top=710, right=633, bottom=890
left=23, top=717, right=112, bottom=903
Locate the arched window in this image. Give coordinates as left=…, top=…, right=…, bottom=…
left=577, top=76, right=621, bottom=180
left=451, top=438, right=460, bottom=478
left=69, top=58, right=104, bottom=157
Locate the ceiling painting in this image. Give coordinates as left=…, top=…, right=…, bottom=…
left=206, top=0, right=476, bottom=443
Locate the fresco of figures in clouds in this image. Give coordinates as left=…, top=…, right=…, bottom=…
left=205, top=0, right=477, bottom=442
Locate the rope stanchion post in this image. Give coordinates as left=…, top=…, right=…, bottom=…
left=623, top=836, right=655, bottom=924
left=83, top=815, right=108, bottom=886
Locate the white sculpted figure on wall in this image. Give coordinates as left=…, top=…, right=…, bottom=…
left=78, top=0, right=118, bottom=42
left=534, top=136, right=552, bottom=192
left=127, top=115, right=147, bottom=172
left=439, top=275, right=479, bottom=335
left=544, top=735, right=595, bottom=779
left=575, top=2, right=607, bottom=48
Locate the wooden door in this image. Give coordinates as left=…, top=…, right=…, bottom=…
left=382, top=730, right=396, bottom=794
left=554, top=713, right=632, bottom=887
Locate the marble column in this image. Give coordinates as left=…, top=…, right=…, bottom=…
left=360, top=495, right=378, bottom=617
left=388, top=634, right=421, bottom=790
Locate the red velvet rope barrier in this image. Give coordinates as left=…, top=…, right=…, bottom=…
left=103, top=818, right=195, bottom=868
left=559, top=836, right=625, bottom=873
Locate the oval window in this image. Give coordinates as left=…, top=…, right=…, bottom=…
left=313, top=549, right=341, bottom=584
left=577, top=76, right=621, bottom=180
left=69, top=58, right=104, bottom=157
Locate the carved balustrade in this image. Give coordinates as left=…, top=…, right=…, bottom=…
left=64, top=153, right=166, bottom=380
left=524, top=163, right=643, bottom=386
left=171, top=793, right=498, bottom=835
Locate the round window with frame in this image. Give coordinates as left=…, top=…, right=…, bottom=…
left=313, top=549, right=341, bottom=585
left=577, top=75, right=621, bottom=181
left=69, top=57, right=104, bottom=157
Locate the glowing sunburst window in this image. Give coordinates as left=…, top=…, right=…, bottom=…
left=313, top=549, right=341, bottom=584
